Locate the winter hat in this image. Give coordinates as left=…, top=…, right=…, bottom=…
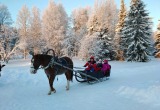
left=90, top=56, right=94, bottom=60
left=103, top=59, right=108, bottom=63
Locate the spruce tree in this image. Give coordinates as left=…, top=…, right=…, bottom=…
left=114, top=0, right=126, bottom=61
left=94, top=28, right=114, bottom=60
left=121, top=0, right=152, bottom=62
left=115, top=0, right=126, bottom=33
left=154, top=20, right=160, bottom=58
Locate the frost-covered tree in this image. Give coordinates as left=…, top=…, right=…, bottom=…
left=80, top=0, right=118, bottom=60
left=72, top=7, right=89, bottom=33
left=0, top=4, right=18, bottom=62
left=17, top=5, right=30, bottom=59
left=0, top=26, right=19, bottom=62
left=154, top=20, right=160, bottom=58
left=71, top=7, right=89, bottom=56
left=115, top=0, right=127, bottom=33
left=79, top=34, right=97, bottom=60
left=63, top=27, right=76, bottom=57
left=0, top=4, right=12, bottom=31
left=88, top=0, right=118, bottom=36
left=42, top=0, right=68, bottom=56
left=29, top=6, right=43, bottom=54
left=114, top=0, right=126, bottom=61
left=121, top=0, right=152, bottom=62
left=92, top=29, right=115, bottom=60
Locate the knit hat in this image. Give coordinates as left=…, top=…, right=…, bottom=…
left=90, top=56, right=94, bottom=59
left=103, top=59, right=108, bottom=63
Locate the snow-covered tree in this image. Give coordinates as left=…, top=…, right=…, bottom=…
left=0, top=26, right=19, bottom=62
left=121, top=0, right=152, bottom=62
left=29, top=6, right=43, bottom=54
left=91, top=29, right=115, bottom=60
left=80, top=0, right=118, bottom=60
left=114, top=0, right=126, bottom=61
left=16, top=5, right=30, bottom=59
left=63, top=26, right=76, bottom=57
left=71, top=7, right=89, bottom=56
left=42, top=0, right=68, bottom=56
left=79, top=33, right=97, bottom=60
left=154, top=20, right=160, bottom=58
left=72, top=7, right=89, bottom=33
left=115, top=0, right=127, bottom=33
left=0, top=4, right=12, bottom=31
left=0, top=4, right=18, bottom=62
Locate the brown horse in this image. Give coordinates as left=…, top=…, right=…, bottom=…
left=30, top=54, right=73, bottom=95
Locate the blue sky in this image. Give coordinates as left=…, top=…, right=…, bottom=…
left=0, top=0, right=159, bottom=31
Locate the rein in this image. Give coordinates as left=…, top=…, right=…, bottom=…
left=42, top=57, right=55, bottom=70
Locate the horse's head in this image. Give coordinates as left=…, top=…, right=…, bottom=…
left=30, top=54, right=41, bottom=74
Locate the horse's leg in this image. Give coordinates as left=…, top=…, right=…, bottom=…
left=65, top=72, right=71, bottom=91
left=66, top=80, right=70, bottom=91
left=47, top=75, right=56, bottom=95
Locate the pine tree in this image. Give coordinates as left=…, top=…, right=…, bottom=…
left=121, top=0, right=152, bottom=62
left=114, top=0, right=126, bottom=61
left=94, top=29, right=114, bottom=60
left=115, top=0, right=126, bottom=33
left=154, top=20, right=160, bottom=58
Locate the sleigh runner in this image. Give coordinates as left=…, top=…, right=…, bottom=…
left=75, top=69, right=110, bottom=83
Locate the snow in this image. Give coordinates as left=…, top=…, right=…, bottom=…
left=0, top=58, right=160, bottom=110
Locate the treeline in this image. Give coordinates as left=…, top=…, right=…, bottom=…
left=0, top=0, right=159, bottom=62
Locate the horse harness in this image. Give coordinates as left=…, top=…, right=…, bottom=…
left=42, top=57, right=69, bottom=75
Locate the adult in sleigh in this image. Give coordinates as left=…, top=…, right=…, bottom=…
left=83, top=56, right=111, bottom=80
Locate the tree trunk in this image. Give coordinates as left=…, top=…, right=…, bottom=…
left=24, top=49, right=27, bottom=59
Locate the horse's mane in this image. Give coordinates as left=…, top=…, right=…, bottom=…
left=36, top=54, right=52, bottom=57
left=45, top=49, right=55, bottom=57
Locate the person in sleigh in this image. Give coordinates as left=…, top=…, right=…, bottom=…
left=84, top=56, right=100, bottom=73
left=101, top=59, right=111, bottom=77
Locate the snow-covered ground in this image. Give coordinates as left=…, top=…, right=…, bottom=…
left=0, top=58, right=160, bottom=110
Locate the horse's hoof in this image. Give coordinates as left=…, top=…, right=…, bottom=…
left=53, top=90, right=56, bottom=93
left=48, top=92, right=51, bottom=95
left=66, top=86, right=69, bottom=91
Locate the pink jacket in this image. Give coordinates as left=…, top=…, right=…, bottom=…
left=101, top=63, right=110, bottom=72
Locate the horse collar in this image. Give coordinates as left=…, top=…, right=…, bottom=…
left=42, top=57, right=55, bottom=70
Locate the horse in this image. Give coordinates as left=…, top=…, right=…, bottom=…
left=30, top=51, right=73, bottom=95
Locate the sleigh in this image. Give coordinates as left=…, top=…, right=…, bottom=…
left=48, top=60, right=111, bottom=83
left=74, top=67, right=111, bottom=83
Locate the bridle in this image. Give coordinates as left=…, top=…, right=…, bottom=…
left=30, top=56, right=55, bottom=74
left=30, top=58, right=42, bottom=74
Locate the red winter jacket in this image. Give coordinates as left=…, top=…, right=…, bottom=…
left=84, top=61, right=101, bottom=71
